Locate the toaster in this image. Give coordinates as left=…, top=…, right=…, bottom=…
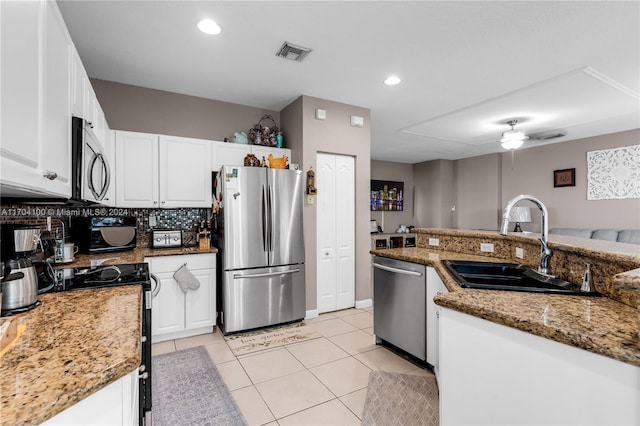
left=151, top=230, right=182, bottom=248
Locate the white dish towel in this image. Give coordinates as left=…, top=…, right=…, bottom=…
left=173, top=264, right=200, bottom=293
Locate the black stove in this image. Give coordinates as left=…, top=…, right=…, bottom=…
left=52, top=263, right=151, bottom=292
left=48, top=262, right=153, bottom=426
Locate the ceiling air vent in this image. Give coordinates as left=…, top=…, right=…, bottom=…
left=276, top=41, right=312, bottom=62
left=528, top=129, right=568, bottom=141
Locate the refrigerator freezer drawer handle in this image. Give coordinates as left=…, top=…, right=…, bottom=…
left=373, top=263, right=423, bottom=277
left=233, top=269, right=301, bottom=279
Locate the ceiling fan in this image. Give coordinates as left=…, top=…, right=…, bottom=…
left=500, top=119, right=529, bottom=150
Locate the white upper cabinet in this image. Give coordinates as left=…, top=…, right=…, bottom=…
left=70, top=47, right=87, bottom=119
left=211, top=141, right=250, bottom=171
left=115, top=131, right=159, bottom=207
left=115, top=131, right=212, bottom=208
left=0, top=0, right=71, bottom=197
left=41, top=0, right=72, bottom=196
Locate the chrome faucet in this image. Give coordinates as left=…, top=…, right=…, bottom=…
left=500, top=194, right=553, bottom=276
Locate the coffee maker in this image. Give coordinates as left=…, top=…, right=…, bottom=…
left=1, top=224, right=55, bottom=315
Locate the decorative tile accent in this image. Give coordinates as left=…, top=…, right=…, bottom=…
left=587, top=144, right=640, bottom=200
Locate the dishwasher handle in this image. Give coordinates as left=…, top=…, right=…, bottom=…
left=373, top=263, right=423, bottom=277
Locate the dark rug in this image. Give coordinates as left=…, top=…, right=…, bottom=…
left=362, top=371, right=439, bottom=426
left=152, top=346, right=247, bottom=426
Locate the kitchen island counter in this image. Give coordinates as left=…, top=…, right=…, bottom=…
left=371, top=238, right=640, bottom=368
left=0, top=286, right=141, bottom=426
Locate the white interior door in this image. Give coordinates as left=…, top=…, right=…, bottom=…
left=317, top=153, right=355, bottom=313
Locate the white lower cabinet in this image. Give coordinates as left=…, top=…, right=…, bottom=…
left=425, top=267, right=447, bottom=378
left=42, top=369, right=138, bottom=426
left=439, top=308, right=640, bottom=425
left=147, top=254, right=216, bottom=343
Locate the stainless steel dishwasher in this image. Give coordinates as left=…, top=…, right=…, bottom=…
left=373, top=256, right=426, bottom=361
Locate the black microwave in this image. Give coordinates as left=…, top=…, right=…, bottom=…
left=71, top=216, right=137, bottom=254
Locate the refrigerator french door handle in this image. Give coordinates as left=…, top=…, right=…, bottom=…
left=261, top=185, right=268, bottom=252
left=267, top=184, right=274, bottom=253
left=233, top=268, right=301, bottom=279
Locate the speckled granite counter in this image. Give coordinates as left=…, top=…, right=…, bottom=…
left=0, top=286, right=142, bottom=426
left=55, top=245, right=218, bottom=269
left=371, top=229, right=640, bottom=368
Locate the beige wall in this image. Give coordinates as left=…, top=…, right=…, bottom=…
left=412, top=159, right=455, bottom=228
left=500, top=129, right=640, bottom=232
left=282, top=96, right=371, bottom=310
left=405, top=129, right=640, bottom=232
left=455, top=153, right=502, bottom=230
left=91, top=79, right=279, bottom=141
left=370, top=160, right=414, bottom=233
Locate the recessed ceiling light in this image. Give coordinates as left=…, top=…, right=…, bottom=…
left=197, top=19, right=221, bottom=35
left=384, top=76, right=401, bottom=86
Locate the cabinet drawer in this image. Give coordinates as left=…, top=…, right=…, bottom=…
left=146, top=253, right=215, bottom=273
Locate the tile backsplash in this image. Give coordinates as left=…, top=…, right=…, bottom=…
left=0, top=203, right=210, bottom=247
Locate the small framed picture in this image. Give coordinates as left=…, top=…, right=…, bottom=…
left=554, top=168, right=575, bottom=187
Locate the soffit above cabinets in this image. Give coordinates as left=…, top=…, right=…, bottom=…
left=401, top=67, right=640, bottom=147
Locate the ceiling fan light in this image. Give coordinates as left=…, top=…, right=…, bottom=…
left=501, top=139, right=524, bottom=150
left=197, top=19, right=222, bottom=35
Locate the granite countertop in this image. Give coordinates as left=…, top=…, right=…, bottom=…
left=371, top=246, right=640, bottom=368
left=55, top=245, right=219, bottom=269
left=0, top=286, right=142, bottom=426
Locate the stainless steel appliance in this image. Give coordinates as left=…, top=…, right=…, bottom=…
left=373, top=256, right=426, bottom=361
left=151, top=229, right=182, bottom=248
left=0, top=224, right=55, bottom=314
left=72, top=116, right=111, bottom=203
left=49, top=263, right=157, bottom=426
left=216, top=166, right=305, bottom=334
left=70, top=216, right=137, bottom=254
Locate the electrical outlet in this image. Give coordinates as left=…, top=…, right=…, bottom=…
left=480, top=243, right=494, bottom=253
left=429, top=238, right=440, bottom=247
left=149, top=214, right=157, bottom=227
left=515, top=247, right=524, bottom=259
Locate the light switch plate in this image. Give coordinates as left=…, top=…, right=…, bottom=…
left=515, top=247, right=524, bottom=259
left=315, top=109, right=326, bottom=120
left=350, top=115, right=364, bottom=127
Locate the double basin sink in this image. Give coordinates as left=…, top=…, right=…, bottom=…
left=443, top=260, right=601, bottom=296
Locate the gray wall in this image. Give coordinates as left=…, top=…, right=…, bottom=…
left=91, top=79, right=279, bottom=142
left=282, top=96, right=371, bottom=310
left=370, top=160, right=414, bottom=233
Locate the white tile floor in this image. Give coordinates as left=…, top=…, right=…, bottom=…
left=152, top=307, right=433, bottom=425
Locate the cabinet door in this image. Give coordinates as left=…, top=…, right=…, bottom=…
left=40, top=0, right=72, bottom=197
left=185, top=267, right=216, bottom=330
left=211, top=141, right=250, bottom=171
left=426, top=267, right=447, bottom=376
left=151, top=271, right=186, bottom=337
left=159, top=135, right=212, bottom=208
left=0, top=0, right=43, bottom=192
left=70, top=46, right=86, bottom=118
left=115, top=131, right=158, bottom=207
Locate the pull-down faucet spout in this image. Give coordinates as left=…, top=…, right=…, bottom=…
left=500, top=194, right=553, bottom=277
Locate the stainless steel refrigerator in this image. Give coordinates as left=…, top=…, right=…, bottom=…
left=216, top=166, right=305, bottom=334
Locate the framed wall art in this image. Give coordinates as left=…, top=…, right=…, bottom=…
left=371, top=180, right=404, bottom=211
left=553, top=168, right=575, bottom=188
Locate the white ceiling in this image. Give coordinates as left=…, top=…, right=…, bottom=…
left=57, top=1, right=640, bottom=164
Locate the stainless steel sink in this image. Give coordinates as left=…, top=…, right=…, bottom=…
left=443, top=260, right=601, bottom=296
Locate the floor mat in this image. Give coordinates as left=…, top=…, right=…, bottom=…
left=362, top=371, right=439, bottom=426
left=224, top=322, right=321, bottom=356
left=152, top=346, right=246, bottom=426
